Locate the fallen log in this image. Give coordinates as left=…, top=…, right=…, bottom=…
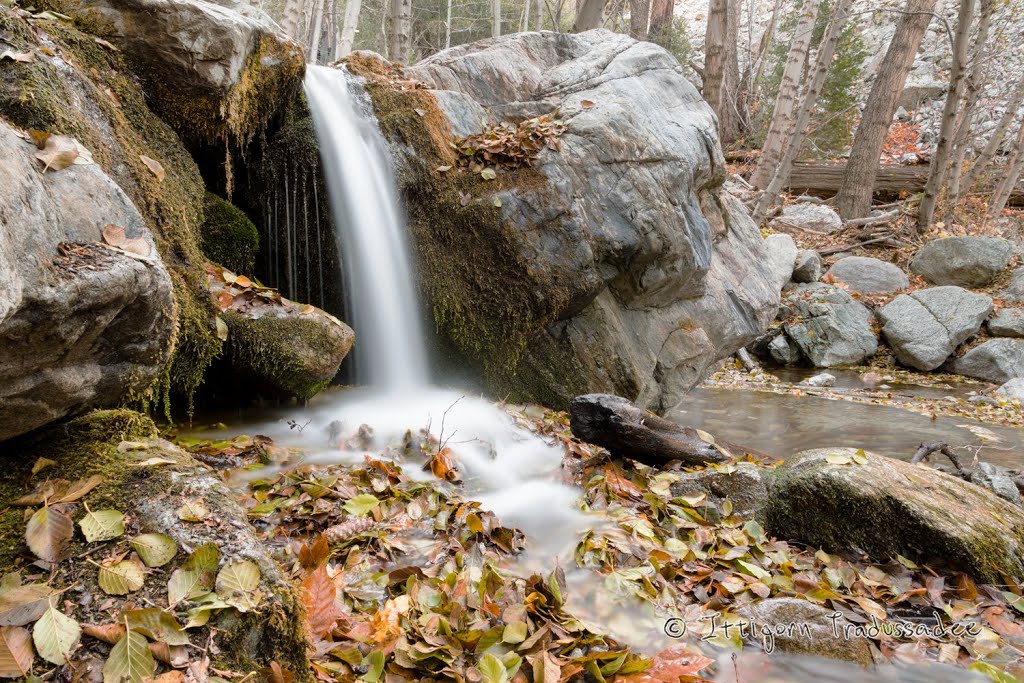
left=569, top=393, right=729, bottom=467
left=785, top=161, right=1024, bottom=206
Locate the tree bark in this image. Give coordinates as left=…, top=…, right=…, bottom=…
left=306, top=0, right=325, bottom=63
left=835, top=0, right=936, bottom=220
left=703, top=0, right=728, bottom=133
left=947, top=0, right=994, bottom=204
left=388, top=0, right=412, bottom=63
left=960, top=76, right=1024, bottom=195
left=280, top=0, right=306, bottom=40
left=749, top=0, right=821, bottom=189
left=753, top=0, right=853, bottom=222
left=917, top=0, right=975, bottom=232
left=338, top=0, right=362, bottom=57
left=991, top=123, right=1024, bottom=217
left=493, top=0, right=502, bottom=36
left=648, top=0, right=672, bottom=39
left=629, top=0, right=650, bottom=39
left=573, top=0, right=606, bottom=31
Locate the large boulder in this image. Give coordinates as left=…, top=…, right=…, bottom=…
left=764, top=233, right=798, bottom=290
left=996, top=377, right=1024, bottom=401
left=0, top=121, right=175, bottom=442
left=361, top=31, right=779, bottom=411
left=73, top=0, right=304, bottom=146
left=1000, top=267, right=1024, bottom=302
left=949, top=338, right=1024, bottom=383
left=910, top=236, right=1013, bottom=287
left=781, top=284, right=878, bottom=367
left=769, top=202, right=843, bottom=234
left=791, top=249, right=822, bottom=283
left=762, top=448, right=1024, bottom=583
left=988, top=308, right=1024, bottom=338
left=826, top=256, right=909, bottom=294
left=876, top=286, right=992, bottom=371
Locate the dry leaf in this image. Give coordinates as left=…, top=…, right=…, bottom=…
left=26, top=506, right=73, bottom=562
left=139, top=155, right=165, bottom=182
left=35, top=134, right=80, bottom=171
left=580, top=99, right=595, bottom=109
left=0, top=626, right=33, bottom=678
left=0, top=50, right=33, bottom=63
left=301, top=566, right=340, bottom=640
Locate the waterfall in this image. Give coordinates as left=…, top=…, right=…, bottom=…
left=303, top=64, right=430, bottom=389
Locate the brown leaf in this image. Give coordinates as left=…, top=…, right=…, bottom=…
left=35, top=134, right=80, bottom=171
left=25, top=505, right=73, bottom=562
left=298, top=535, right=330, bottom=570
left=616, top=646, right=713, bottom=682
left=93, top=37, right=118, bottom=51
left=143, top=672, right=185, bottom=683
left=0, top=50, right=33, bottom=63
left=0, top=584, right=53, bottom=626
left=139, top=155, right=165, bottom=182
left=580, top=99, right=595, bottom=109
left=0, top=626, right=33, bottom=678
left=301, top=566, right=340, bottom=641
left=82, top=622, right=126, bottom=645
left=102, top=224, right=127, bottom=247
left=57, top=475, right=104, bottom=503
left=259, top=661, right=294, bottom=683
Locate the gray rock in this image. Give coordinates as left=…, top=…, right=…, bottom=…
left=876, top=287, right=992, bottom=371
left=764, top=233, right=798, bottom=290
left=826, top=256, right=909, bottom=294
left=782, top=284, right=878, bottom=367
left=762, top=448, right=1024, bottom=583
left=769, top=203, right=843, bottom=234
left=1000, top=267, right=1024, bottom=302
left=910, top=236, right=1013, bottom=287
left=734, top=598, right=873, bottom=666
left=988, top=308, right=1024, bottom=337
left=950, top=338, right=1024, bottom=383
left=398, top=32, right=779, bottom=411
left=669, top=462, right=766, bottom=519
left=791, top=249, right=822, bottom=283
left=996, top=377, right=1024, bottom=401
left=803, top=372, right=836, bottom=387
left=768, top=334, right=799, bottom=365
left=969, top=462, right=1022, bottom=506
left=0, top=121, right=175, bottom=442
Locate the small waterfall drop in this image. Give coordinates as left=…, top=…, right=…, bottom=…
left=303, top=64, right=430, bottom=389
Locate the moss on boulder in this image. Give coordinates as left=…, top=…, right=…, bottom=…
left=201, top=192, right=261, bottom=274
left=762, top=449, right=1024, bottom=584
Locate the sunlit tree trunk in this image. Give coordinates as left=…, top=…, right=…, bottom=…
left=946, top=0, right=993, bottom=204
left=281, top=0, right=305, bottom=40
left=918, top=0, right=975, bottom=232
left=835, top=0, right=936, bottom=220
left=573, top=0, right=606, bottom=31
left=493, top=0, right=502, bottom=36
left=961, top=77, right=1024, bottom=195
left=388, top=0, right=412, bottom=62
left=629, top=0, right=650, bottom=39
left=338, top=0, right=362, bottom=57
left=990, top=122, right=1024, bottom=217
left=307, top=0, right=325, bottom=62
left=749, top=0, right=820, bottom=189
left=648, top=0, right=672, bottom=39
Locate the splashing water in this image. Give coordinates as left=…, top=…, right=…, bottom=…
left=304, top=65, right=430, bottom=389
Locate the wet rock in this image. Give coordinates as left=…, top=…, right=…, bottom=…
left=764, top=233, right=798, bottom=290
left=826, top=256, right=909, bottom=294
left=969, top=462, right=1022, bottom=506
left=669, top=463, right=767, bottom=519
left=949, top=339, right=1024, bottom=383
left=782, top=284, right=878, bottom=367
left=200, top=193, right=260, bottom=274
left=734, top=598, right=873, bottom=666
left=768, top=334, right=800, bottom=365
left=0, top=120, right=175, bottom=442
left=876, top=287, right=992, bottom=371
left=996, top=377, right=1024, bottom=401
left=803, top=372, right=836, bottom=387
left=791, top=249, right=822, bottom=283
left=762, top=448, right=1024, bottom=583
left=988, top=308, right=1024, bottom=338
left=769, top=203, right=843, bottom=234
left=999, top=267, right=1024, bottom=302
left=910, top=236, right=1013, bottom=287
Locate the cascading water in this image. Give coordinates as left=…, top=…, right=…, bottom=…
left=303, top=65, right=430, bottom=389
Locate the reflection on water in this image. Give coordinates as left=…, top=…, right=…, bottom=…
left=670, top=385, right=1024, bottom=468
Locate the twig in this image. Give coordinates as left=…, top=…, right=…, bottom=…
left=819, top=234, right=895, bottom=256
left=910, top=442, right=965, bottom=472
left=843, top=209, right=900, bottom=228
left=735, top=348, right=760, bottom=373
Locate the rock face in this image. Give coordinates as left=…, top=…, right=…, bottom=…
left=0, top=122, right=175, bottom=442
left=950, top=339, right=1024, bottom=383
left=376, top=31, right=778, bottom=411
left=791, top=249, right=822, bottom=283
left=781, top=284, right=878, bottom=367
left=769, top=203, right=843, bottom=234
left=762, top=448, right=1024, bottom=583
left=989, top=308, right=1024, bottom=338
left=1000, top=267, right=1024, bottom=302
left=768, top=334, right=799, bottom=365
left=876, top=287, right=992, bottom=371
left=996, top=377, right=1024, bottom=401
left=910, top=236, right=1013, bottom=287
left=79, top=0, right=304, bottom=145
left=734, top=598, right=873, bottom=666
left=764, top=233, right=798, bottom=290
left=826, top=256, right=909, bottom=294
left=669, top=463, right=767, bottom=519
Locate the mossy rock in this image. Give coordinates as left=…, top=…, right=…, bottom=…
left=0, top=411, right=310, bottom=677
left=762, top=449, right=1024, bottom=583
left=201, top=192, right=260, bottom=274
left=222, top=306, right=355, bottom=401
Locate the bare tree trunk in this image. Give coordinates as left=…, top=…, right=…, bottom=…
left=835, top=0, right=936, bottom=220
left=307, top=0, right=325, bottom=62
left=753, top=0, right=853, bottom=222
left=388, top=0, right=412, bottom=62
left=629, top=0, right=650, bottom=39
left=338, top=0, right=362, bottom=56
left=947, top=0, right=993, bottom=203
left=281, top=0, right=306, bottom=39
left=960, top=76, right=1024, bottom=195
left=535, top=0, right=543, bottom=30
left=444, top=0, right=453, bottom=47
left=749, top=0, right=820, bottom=189
left=573, top=0, right=606, bottom=30
left=493, top=0, right=502, bottom=36
left=722, top=0, right=743, bottom=141
left=703, top=0, right=727, bottom=131
left=918, top=0, right=975, bottom=231
left=522, top=0, right=531, bottom=31
left=750, top=0, right=782, bottom=102
left=991, top=123, right=1024, bottom=217
left=648, top=0, right=672, bottom=39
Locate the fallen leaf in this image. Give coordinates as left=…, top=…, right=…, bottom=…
left=122, top=609, right=188, bottom=646
left=35, top=134, right=80, bottom=171
left=480, top=167, right=497, bottom=181
left=301, top=566, right=339, bottom=640
left=130, top=534, right=177, bottom=568
left=0, top=584, right=53, bottom=626
left=177, top=499, right=209, bottom=522
left=580, top=99, right=595, bottom=109
left=79, top=508, right=125, bottom=543
left=57, top=475, right=104, bottom=503
left=0, top=50, right=33, bottom=63
left=103, top=629, right=155, bottom=683
left=215, top=561, right=261, bottom=612
left=98, top=559, right=145, bottom=596
left=32, top=603, right=81, bottom=665
left=0, top=626, right=33, bottom=678
left=30, top=458, right=56, bottom=476
left=26, top=506, right=73, bottom=562
left=139, top=155, right=164, bottom=182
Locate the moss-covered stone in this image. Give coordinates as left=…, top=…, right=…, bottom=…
left=762, top=449, right=1024, bottom=583
left=201, top=192, right=261, bottom=274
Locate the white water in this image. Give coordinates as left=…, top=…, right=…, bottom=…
left=304, top=65, right=430, bottom=389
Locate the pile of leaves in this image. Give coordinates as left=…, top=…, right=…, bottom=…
left=452, top=116, right=566, bottom=176
left=0, top=462, right=264, bottom=681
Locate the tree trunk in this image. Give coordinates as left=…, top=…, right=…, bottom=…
left=753, top=0, right=853, bottom=222
left=991, top=123, right=1024, bottom=217
left=703, top=0, right=727, bottom=132
left=522, top=0, right=531, bottom=31
left=629, top=0, right=650, bottom=39
left=835, top=0, right=936, bottom=220
left=388, top=0, right=412, bottom=63
left=338, top=0, right=362, bottom=57
left=722, top=0, right=743, bottom=141
left=960, top=76, right=1024, bottom=195
left=947, top=0, right=993, bottom=204
left=281, top=0, right=306, bottom=40
left=307, top=0, right=325, bottom=63
left=749, top=0, right=821, bottom=189
left=493, top=0, right=502, bottom=36
left=750, top=0, right=782, bottom=102
left=573, top=0, right=606, bottom=31
left=648, top=0, right=672, bottom=39
left=535, top=0, right=543, bottom=30
left=917, top=0, right=975, bottom=231
left=444, top=0, right=453, bottom=47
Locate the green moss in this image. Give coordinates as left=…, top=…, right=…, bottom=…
left=201, top=192, right=260, bottom=274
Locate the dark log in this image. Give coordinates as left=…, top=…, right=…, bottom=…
left=785, top=160, right=1024, bottom=206
left=569, top=394, right=730, bottom=467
